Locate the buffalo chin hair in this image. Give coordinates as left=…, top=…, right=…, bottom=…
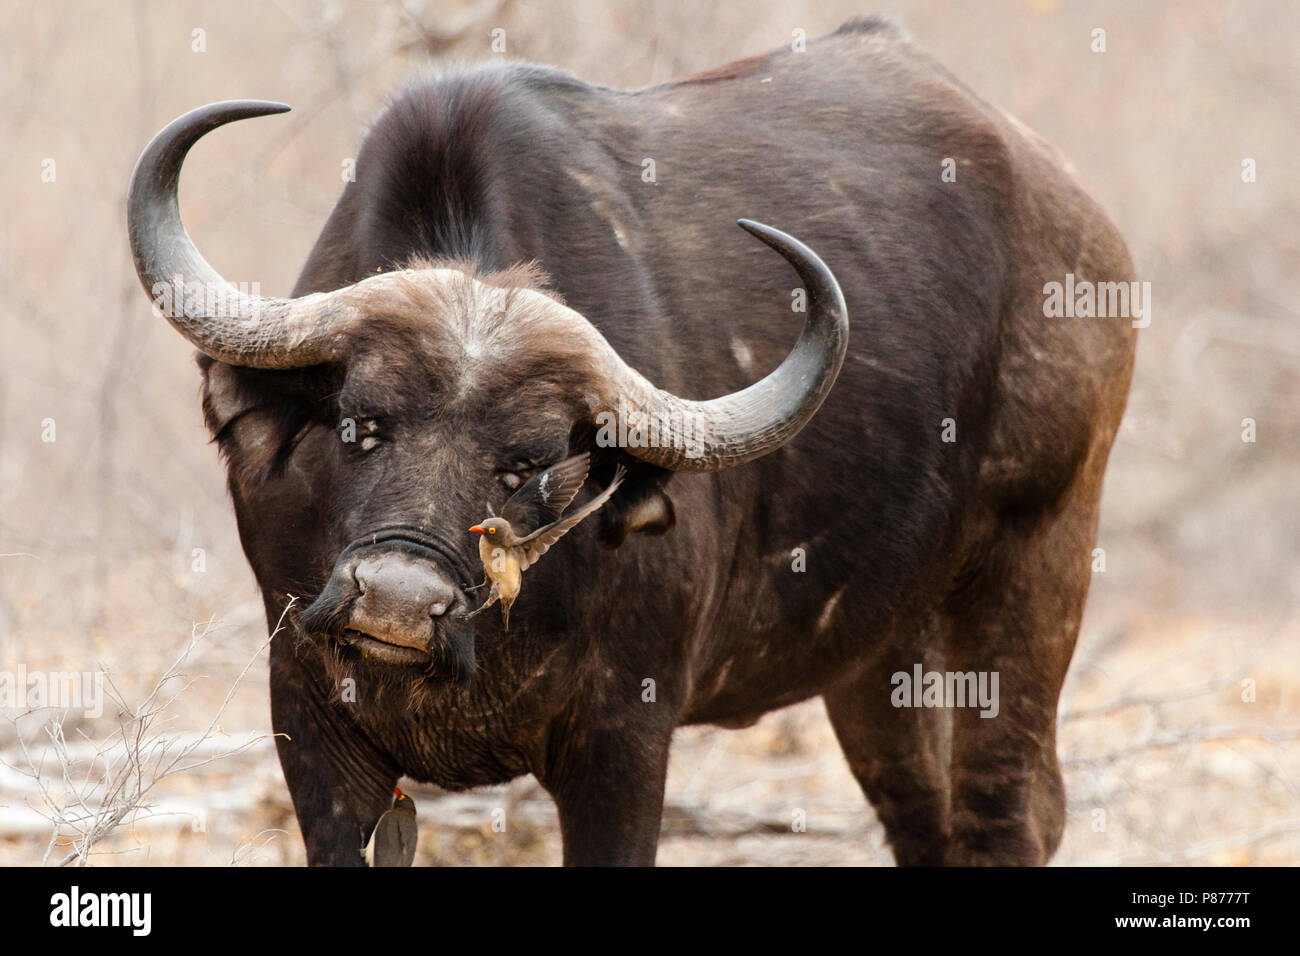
left=295, top=597, right=478, bottom=702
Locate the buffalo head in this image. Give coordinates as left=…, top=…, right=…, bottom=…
left=126, top=100, right=848, bottom=686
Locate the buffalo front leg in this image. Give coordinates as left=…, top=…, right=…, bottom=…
left=270, top=635, right=403, bottom=866
left=537, top=715, right=673, bottom=866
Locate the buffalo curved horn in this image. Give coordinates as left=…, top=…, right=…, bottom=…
left=570, top=220, right=850, bottom=471
left=130, top=105, right=849, bottom=466
left=127, top=100, right=358, bottom=369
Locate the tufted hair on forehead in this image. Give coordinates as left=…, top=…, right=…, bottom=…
left=400, top=257, right=561, bottom=301
left=334, top=259, right=605, bottom=412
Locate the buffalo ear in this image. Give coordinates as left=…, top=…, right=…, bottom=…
left=596, top=465, right=676, bottom=548
left=199, top=355, right=254, bottom=435
left=199, top=356, right=281, bottom=483
left=199, top=354, right=318, bottom=485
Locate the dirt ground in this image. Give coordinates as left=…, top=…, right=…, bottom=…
left=2, top=0, right=1297, bottom=865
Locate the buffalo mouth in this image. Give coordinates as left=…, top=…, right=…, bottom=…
left=338, top=627, right=434, bottom=667
left=297, top=530, right=478, bottom=682
left=306, top=614, right=477, bottom=686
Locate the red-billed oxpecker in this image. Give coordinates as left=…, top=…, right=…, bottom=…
left=467, top=454, right=625, bottom=630
left=362, top=787, right=417, bottom=867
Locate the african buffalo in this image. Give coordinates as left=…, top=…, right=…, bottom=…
left=127, top=16, right=1136, bottom=865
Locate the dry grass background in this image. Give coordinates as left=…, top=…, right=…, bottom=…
left=1, top=0, right=1297, bottom=865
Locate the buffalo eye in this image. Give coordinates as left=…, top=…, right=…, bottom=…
left=359, top=418, right=382, bottom=451
left=497, top=459, right=540, bottom=490
left=342, top=416, right=383, bottom=452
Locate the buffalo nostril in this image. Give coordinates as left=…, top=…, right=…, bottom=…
left=353, top=556, right=389, bottom=595
left=427, top=584, right=458, bottom=619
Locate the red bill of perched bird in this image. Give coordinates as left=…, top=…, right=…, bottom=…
left=466, top=453, right=625, bottom=631
left=362, top=787, right=418, bottom=867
